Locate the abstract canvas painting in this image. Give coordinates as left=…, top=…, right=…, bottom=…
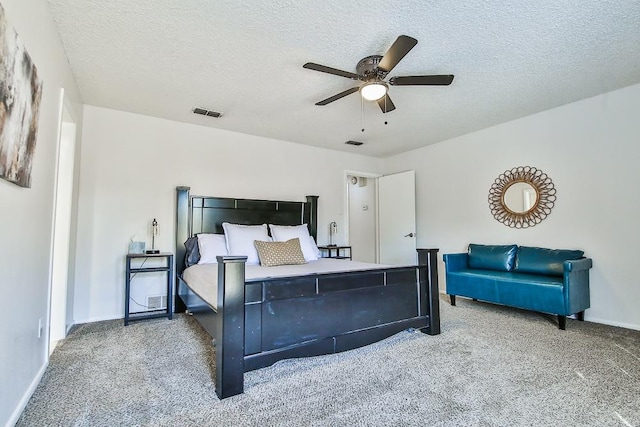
left=0, top=2, right=43, bottom=188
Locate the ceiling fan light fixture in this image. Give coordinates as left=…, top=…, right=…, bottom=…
left=360, top=81, right=388, bottom=101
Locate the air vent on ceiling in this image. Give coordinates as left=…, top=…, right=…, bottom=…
left=193, top=107, right=223, bottom=118
left=345, top=140, right=364, bottom=146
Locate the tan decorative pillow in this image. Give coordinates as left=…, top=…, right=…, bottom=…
left=254, top=238, right=307, bottom=267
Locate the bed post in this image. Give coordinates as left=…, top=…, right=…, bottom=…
left=417, top=248, right=441, bottom=335
left=175, top=186, right=190, bottom=313
left=215, top=255, right=248, bottom=399
left=306, top=195, right=319, bottom=240
left=176, top=186, right=190, bottom=275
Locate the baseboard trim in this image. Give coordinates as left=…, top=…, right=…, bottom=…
left=6, top=361, right=48, bottom=427
left=586, top=317, right=640, bottom=331
left=73, top=314, right=122, bottom=325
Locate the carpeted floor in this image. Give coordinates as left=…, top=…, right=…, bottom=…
left=18, top=297, right=640, bottom=426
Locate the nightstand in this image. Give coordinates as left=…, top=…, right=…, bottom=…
left=125, top=252, right=174, bottom=326
left=317, top=245, right=352, bottom=260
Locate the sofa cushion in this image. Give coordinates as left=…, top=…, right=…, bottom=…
left=467, top=244, right=518, bottom=272
left=515, top=246, right=584, bottom=276
left=448, top=269, right=564, bottom=287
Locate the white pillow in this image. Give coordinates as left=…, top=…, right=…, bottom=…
left=196, top=234, right=228, bottom=264
left=222, top=223, right=270, bottom=265
left=309, top=236, right=321, bottom=259
left=269, top=224, right=318, bottom=262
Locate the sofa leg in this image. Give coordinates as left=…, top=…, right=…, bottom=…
left=558, top=315, right=566, bottom=330
left=449, top=295, right=456, bottom=306
left=576, top=311, right=585, bottom=321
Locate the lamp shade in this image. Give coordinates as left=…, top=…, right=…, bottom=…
left=360, top=81, right=388, bottom=101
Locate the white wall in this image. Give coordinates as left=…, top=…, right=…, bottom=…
left=74, top=106, right=382, bottom=323
left=384, top=83, right=640, bottom=330
left=0, top=0, right=83, bottom=425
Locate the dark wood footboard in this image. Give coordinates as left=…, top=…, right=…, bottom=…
left=178, top=249, right=440, bottom=399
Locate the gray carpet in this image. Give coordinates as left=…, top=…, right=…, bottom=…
left=18, top=297, right=640, bottom=426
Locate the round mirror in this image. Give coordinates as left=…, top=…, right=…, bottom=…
left=502, top=181, right=538, bottom=213
left=488, top=166, right=556, bottom=228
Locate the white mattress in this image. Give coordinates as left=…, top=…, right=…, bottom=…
left=182, top=258, right=394, bottom=309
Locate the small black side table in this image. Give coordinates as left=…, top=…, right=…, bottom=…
left=317, top=245, right=352, bottom=260
left=125, top=252, right=173, bottom=326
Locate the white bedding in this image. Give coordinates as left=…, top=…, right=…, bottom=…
left=182, top=258, right=395, bottom=309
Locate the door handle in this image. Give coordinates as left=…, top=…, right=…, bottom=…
left=404, top=233, right=415, bottom=238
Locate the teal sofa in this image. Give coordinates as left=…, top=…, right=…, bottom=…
left=443, top=244, right=592, bottom=329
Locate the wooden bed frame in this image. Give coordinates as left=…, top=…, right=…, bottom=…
left=175, top=186, right=440, bottom=399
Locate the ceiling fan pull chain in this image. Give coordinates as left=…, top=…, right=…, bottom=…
left=384, top=97, right=389, bottom=125
left=361, top=95, right=365, bottom=132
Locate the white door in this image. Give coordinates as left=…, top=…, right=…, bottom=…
left=49, top=104, right=77, bottom=352
left=378, top=171, right=416, bottom=265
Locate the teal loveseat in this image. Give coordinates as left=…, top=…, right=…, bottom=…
left=443, top=244, right=592, bottom=329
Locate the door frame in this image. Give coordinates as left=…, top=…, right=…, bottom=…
left=343, top=170, right=382, bottom=262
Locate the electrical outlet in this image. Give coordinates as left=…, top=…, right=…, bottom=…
left=38, top=318, right=42, bottom=339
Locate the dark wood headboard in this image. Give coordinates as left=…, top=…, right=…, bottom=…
left=175, top=186, right=318, bottom=275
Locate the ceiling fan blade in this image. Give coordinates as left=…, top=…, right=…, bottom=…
left=315, top=87, right=360, bottom=106
left=377, top=35, right=418, bottom=73
left=377, top=94, right=396, bottom=113
left=389, top=75, right=455, bottom=86
left=303, top=62, right=359, bottom=80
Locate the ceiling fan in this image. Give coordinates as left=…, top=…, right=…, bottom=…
left=303, top=35, right=454, bottom=113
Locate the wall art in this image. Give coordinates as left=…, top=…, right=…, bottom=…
left=0, top=2, right=43, bottom=188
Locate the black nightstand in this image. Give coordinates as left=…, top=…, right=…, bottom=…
left=318, top=245, right=352, bottom=260
left=125, top=252, right=174, bottom=326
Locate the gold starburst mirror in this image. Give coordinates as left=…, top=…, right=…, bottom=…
left=488, top=166, right=556, bottom=228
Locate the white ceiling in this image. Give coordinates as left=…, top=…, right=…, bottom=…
left=47, top=0, right=640, bottom=157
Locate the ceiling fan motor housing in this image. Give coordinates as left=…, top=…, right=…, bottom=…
left=356, top=55, right=388, bottom=80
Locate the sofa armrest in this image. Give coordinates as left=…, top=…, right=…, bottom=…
left=563, top=257, right=592, bottom=314
left=443, top=253, right=468, bottom=272
left=563, top=258, right=593, bottom=272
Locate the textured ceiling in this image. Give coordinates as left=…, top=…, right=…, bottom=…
left=47, top=0, right=640, bottom=157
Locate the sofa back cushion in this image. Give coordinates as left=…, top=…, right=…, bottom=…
left=468, top=244, right=518, bottom=271
left=515, top=246, right=584, bottom=276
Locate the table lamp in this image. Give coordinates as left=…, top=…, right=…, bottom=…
left=329, top=221, right=337, bottom=246
left=145, top=218, right=160, bottom=254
